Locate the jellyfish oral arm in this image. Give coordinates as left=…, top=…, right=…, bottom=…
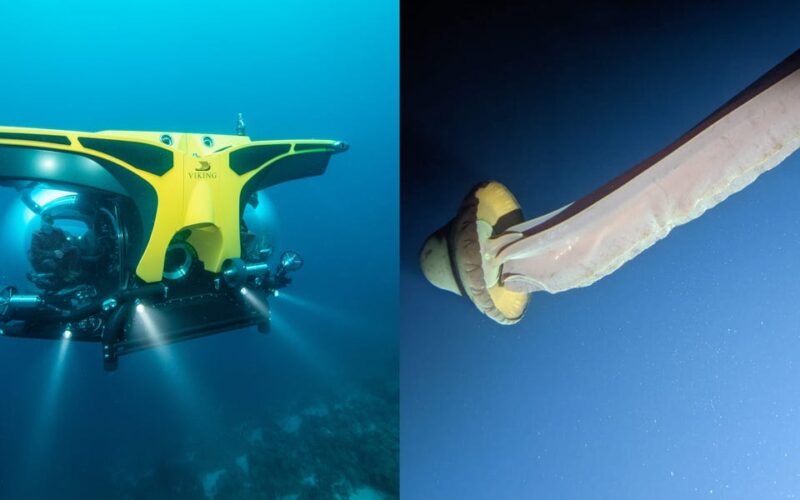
left=494, top=52, right=800, bottom=294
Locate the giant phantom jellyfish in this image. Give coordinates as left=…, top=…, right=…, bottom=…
left=420, top=49, right=800, bottom=325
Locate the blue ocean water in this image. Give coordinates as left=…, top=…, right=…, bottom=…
left=402, top=2, right=800, bottom=498
left=0, top=1, right=398, bottom=499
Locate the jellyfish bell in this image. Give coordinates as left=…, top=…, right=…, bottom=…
left=420, top=181, right=529, bottom=324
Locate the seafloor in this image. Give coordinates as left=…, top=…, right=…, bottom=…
left=104, top=384, right=399, bottom=500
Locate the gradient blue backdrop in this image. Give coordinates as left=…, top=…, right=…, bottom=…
left=0, top=1, right=398, bottom=498
left=402, top=2, right=800, bottom=498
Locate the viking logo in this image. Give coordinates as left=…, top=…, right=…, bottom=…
left=189, top=160, right=218, bottom=179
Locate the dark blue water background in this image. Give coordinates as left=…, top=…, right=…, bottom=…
left=402, top=2, right=800, bottom=498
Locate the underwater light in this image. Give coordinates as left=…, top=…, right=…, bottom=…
left=27, top=331, right=71, bottom=471
left=240, top=287, right=248, bottom=295
left=274, top=290, right=280, bottom=297
left=241, top=287, right=270, bottom=319
left=135, top=303, right=166, bottom=348
left=62, top=329, right=72, bottom=340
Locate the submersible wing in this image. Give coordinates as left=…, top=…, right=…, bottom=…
left=0, top=124, right=348, bottom=370
left=421, top=48, right=800, bottom=325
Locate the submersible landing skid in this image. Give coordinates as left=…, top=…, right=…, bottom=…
left=0, top=121, right=348, bottom=371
